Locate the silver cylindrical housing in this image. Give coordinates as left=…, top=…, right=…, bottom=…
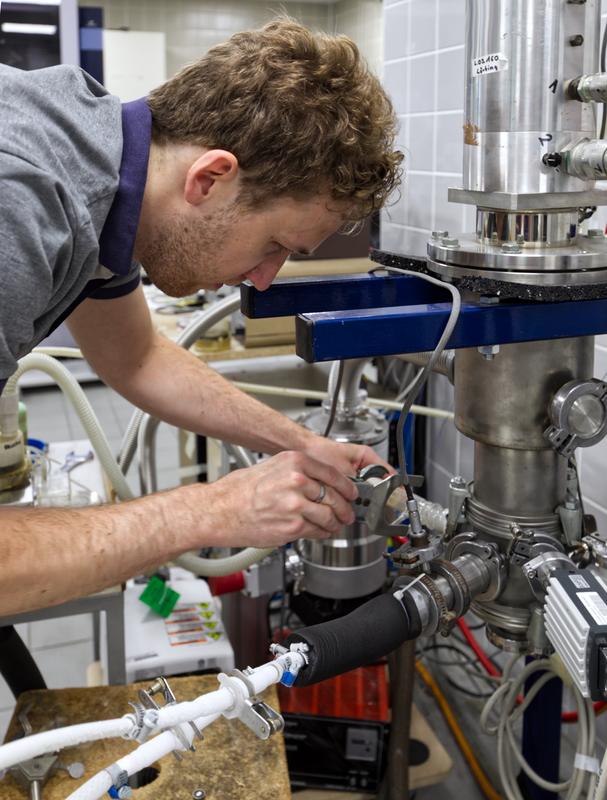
left=455, top=337, right=594, bottom=449
left=298, top=392, right=389, bottom=600
left=474, top=443, right=566, bottom=516
left=464, top=0, right=599, bottom=196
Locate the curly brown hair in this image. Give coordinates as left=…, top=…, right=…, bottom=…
left=147, top=19, right=402, bottom=221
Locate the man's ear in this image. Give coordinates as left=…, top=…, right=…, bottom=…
left=184, top=150, right=239, bottom=205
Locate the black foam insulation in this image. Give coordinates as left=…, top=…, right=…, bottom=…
left=370, top=248, right=607, bottom=302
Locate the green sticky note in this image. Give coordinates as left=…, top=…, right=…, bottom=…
left=138, top=576, right=180, bottom=618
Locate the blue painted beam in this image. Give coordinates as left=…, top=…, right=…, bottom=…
left=295, top=298, right=607, bottom=362
left=240, top=268, right=437, bottom=318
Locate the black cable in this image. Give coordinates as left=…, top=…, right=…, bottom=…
left=0, top=626, right=46, bottom=698
left=323, top=360, right=345, bottom=437
left=418, top=643, right=495, bottom=698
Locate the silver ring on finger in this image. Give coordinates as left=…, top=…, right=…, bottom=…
left=314, top=482, right=326, bottom=503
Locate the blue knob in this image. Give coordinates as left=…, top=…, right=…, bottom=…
left=281, top=671, right=296, bottom=687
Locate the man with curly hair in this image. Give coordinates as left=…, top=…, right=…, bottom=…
left=0, top=19, right=402, bottom=614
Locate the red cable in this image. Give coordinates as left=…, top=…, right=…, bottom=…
left=456, top=618, right=607, bottom=723
left=457, top=618, right=500, bottom=677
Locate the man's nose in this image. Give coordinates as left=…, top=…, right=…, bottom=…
left=251, top=253, right=289, bottom=291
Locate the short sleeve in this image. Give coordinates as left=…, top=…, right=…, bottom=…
left=0, top=153, right=74, bottom=379
left=87, top=263, right=141, bottom=299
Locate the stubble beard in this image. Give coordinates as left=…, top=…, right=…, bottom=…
left=138, top=204, right=239, bottom=297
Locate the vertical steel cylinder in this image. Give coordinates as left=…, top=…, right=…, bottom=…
left=454, top=337, right=594, bottom=450
left=464, top=0, right=599, bottom=195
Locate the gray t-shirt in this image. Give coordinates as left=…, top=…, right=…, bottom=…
left=0, top=63, right=142, bottom=385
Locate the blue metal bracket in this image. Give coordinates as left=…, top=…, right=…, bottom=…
left=240, top=272, right=607, bottom=363
left=240, top=269, right=436, bottom=318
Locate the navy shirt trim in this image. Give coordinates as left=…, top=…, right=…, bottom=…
left=98, top=97, right=151, bottom=276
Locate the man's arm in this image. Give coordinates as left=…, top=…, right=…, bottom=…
left=0, top=450, right=358, bottom=616
left=66, top=287, right=385, bottom=474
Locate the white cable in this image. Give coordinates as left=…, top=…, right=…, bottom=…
left=230, top=381, right=454, bottom=419
left=371, top=267, right=461, bottom=485
left=5, top=354, right=134, bottom=501
left=482, top=657, right=596, bottom=800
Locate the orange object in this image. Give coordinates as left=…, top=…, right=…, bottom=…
left=278, top=663, right=389, bottom=721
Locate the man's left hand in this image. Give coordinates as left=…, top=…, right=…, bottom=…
left=302, top=435, right=393, bottom=478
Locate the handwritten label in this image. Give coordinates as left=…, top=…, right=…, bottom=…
left=472, top=52, right=508, bottom=77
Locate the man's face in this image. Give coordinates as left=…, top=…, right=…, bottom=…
left=138, top=193, right=345, bottom=298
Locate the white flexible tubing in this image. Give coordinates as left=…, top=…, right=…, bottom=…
left=6, top=354, right=134, bottom=502
left=33, top=346, right=84, bottom=359
left=66, top=714, right=222, bottom=800
left=175, top=547, right=274, bottom=577
left=231, top=381, right=454, bottom=420
left=157, top=659, right=285, bottom=730
left=0, top=718, right=132, bottom=773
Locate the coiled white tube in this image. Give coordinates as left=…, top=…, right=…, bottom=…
left=5, top=354, right=134, bottom=501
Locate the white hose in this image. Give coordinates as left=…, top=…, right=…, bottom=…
left=174, top=547, right=275, bottom=577
left=67, top=714, right=222, bottom=800
left=0, top=718, right=132, bottom=773
left=33, top=346, right=84, bottom=359
left=6, top=354, right=134, bottom=501
left=231, top=381, right=454, bottom=420
left=62, top=655, right=296, bottom=800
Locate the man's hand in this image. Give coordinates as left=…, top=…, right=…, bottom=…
left=302, top=435, right=393, bottom=479
left=200, top=450, right=358, bottom=548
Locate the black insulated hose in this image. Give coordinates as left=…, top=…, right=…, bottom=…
left=0, top=625, right=46, bottom=698
left=285, top=590, right=422, bottom=687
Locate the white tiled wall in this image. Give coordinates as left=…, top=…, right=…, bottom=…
left=79, top=0, right=383, bottom=80
left=331, top=0, right=383, bottom=74
left=381, top=0, right=607, bottom=511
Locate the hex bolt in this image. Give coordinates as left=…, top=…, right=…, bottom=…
left=542, top=152, right=562, bottom=168
left=192, top=791, right=207, bottom=800
left=569, top=34, right=584, bottom=46
left=501, top=242, right=521, bottom=254
left=441, top=236, right=460, bottom=248
left=449, top=476, right=467, bottom=489
left=516, top=233, right=525, bottom=244
left=478, top=344, right=500, bottom=360
left=432, top=230, right=449, bottom=240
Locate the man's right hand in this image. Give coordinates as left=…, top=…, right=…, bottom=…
left=195, top=450, right=358, bottom=548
